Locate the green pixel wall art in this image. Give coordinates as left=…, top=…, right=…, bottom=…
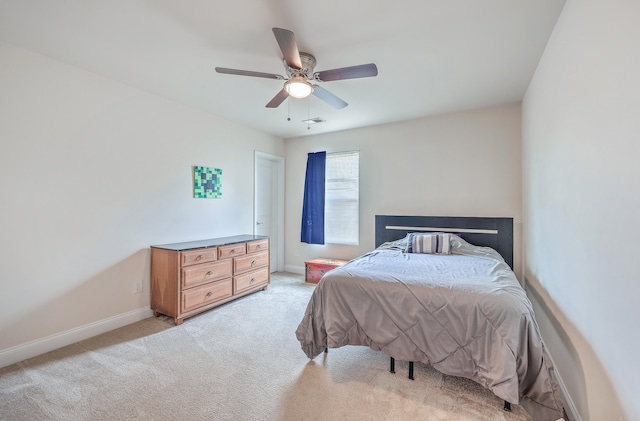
left=193, top=166, right=222, bottom=199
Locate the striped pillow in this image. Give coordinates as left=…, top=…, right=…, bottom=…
left=405, top=233, right=452, bottom=255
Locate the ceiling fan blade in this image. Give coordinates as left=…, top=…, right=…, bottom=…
left=215, top=67, right=284, bottom=80
left=312, top=85, right=348, bottom=109
left=315, top=63, right=378, bottom=82
left=272, top=28, right=302, bottom=70
left=266, top=89, right=289, bottom=108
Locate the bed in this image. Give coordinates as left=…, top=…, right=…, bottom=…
left=295, top=215, right=565, bottom=421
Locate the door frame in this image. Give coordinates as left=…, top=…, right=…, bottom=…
left=254, top=151, right=285, bottom=272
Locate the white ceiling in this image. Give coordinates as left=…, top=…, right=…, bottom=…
left=0, top=0, right=565, bottom=139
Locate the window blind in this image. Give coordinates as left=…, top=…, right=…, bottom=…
left=325, top=151, right=359, bottom=245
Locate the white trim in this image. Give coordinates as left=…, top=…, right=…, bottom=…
left=532, top=340, right=581, bottom=421
left=0, top=307, right=153, bottom=368
left=524, top=280, right=581, bottom=421
left=284, top=264, right=305, bottom=275
left=327, top=150, right=359, bottom=157
left=254, top=151, right=285, bottom=272
left=386, top=225, right=498, bottom=235
left=555, top=372, right=582, bottom=421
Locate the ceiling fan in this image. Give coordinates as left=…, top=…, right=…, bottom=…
left=215, top=28, right=378, bottom=110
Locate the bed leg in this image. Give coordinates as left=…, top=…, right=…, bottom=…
left=324, top=348, right=328, bottom=353
left=390, top=357, right=395, bottom=373
left=408, top=362, right=414, bottom=380
left=503, top=401, right=511, bottom=412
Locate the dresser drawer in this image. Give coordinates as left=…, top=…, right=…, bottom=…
left=181, top=248, right=217, bottom=267
left=234, top=250, right=269, bottom=275
left=247, top=239, right=269, bottom=254
left=234, top=267, right=269, bottom=294
left=182, top=259, right=232, bottom=289
left=181, top=279, right=232, bottom=313
left=218, top=243, right=246, bottom=259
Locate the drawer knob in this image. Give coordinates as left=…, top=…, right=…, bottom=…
left=231, top=249, right=235, bottom=254
left=256, top=244, right=261, bottom=249
left=206, top=291, right=213, bottom=297
left=250, top=278, right=255, bottom=284
left=251, top=260, right=256, bottom=266
left=196, top=255, right=203, bottom=260
left=206, top=271, right=213, bottom=276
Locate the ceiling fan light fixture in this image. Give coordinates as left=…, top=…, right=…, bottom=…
left=285, top=78, right=313, bottom=98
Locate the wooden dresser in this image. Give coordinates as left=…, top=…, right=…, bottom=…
left=150, top=235, right=270, bottom=325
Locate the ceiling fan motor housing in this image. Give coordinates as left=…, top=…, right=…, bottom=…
left=286, top=52, right=316, bottom=79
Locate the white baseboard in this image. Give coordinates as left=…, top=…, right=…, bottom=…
left=525, top=280, right=582, bottom=421
left=553, top=363, right=582, bottom=421
left=284, top=264, right=305, bottom=275
left=0, top=307, right=153, bottom=368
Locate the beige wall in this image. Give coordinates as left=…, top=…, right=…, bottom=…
left=522, top=0, right=639, bottom=420
left=284, top=103, right=523, bottom=278
left=0, top=42, right=284, bottom=366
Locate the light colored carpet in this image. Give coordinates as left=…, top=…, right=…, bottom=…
left=0, top=272, right=532, bottom=420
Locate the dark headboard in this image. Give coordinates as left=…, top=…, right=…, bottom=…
left=375, top=215, right=514, bottom=269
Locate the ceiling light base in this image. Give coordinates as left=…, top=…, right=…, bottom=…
left=284, top=76, right=313, bottom=98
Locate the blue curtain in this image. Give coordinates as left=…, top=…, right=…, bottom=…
left=300, top=151, right=326, bottom=244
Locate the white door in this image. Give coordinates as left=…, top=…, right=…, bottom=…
left=255, top=152, right=284, bottom=272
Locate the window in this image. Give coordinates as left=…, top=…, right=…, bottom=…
left=324, top=151, right=359, bottom=245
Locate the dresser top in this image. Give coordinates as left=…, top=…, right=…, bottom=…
left=151, top=235, right=268, bottom=251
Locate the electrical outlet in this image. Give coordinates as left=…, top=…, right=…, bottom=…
left=134, top=281, right=143, bottom=294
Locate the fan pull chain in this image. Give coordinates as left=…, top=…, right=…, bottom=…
left=307, top=98, right=311, bottom=130
left=287, top=99, right=291, bottom=121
